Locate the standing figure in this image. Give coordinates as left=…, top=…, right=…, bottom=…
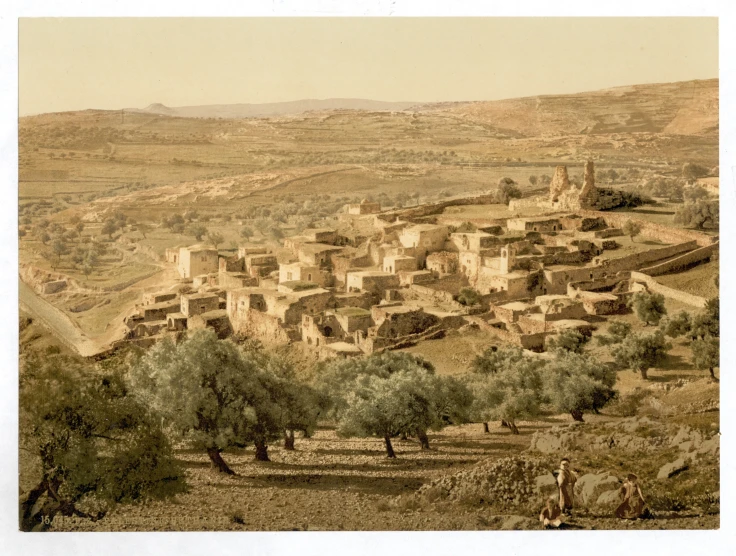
left=539, top=497, right=563, bottom=529
left=615, top=474, right=650, bottom=519
left=556, top=458, right=577, bottom=515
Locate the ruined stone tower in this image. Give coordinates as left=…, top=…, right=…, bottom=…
left=549, top=166, right=571, bottom=202
left=578, top=160, right=597, bottom=205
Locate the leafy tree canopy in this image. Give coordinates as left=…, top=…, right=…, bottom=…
left=20, top=353, right=185, bottom=531
left=546, top=329, right=590, bottom=355
left=543, top=352, right=617, bottom=421
left=629, top=291, right=667, bottom=326
left=691, top=335, right=719, bottom=381
left=129, top=330, right=308, bottom=470
left=611, top=330, right=671, bottom=380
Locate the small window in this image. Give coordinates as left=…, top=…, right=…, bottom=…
left=307, top=273, right=312, bottom=281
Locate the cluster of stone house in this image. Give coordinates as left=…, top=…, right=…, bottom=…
left=123, top=288, right=230, bottom=346
left=123, top=160, right=716, bottom=357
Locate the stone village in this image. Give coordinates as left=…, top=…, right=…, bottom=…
left=118, top=162, right=719, bottom=357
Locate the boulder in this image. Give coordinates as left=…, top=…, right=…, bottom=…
left=594, top=489, right=622, bottom=513
left=529, top=432, right=563, bottom=453
left=574, top=472, right=621, bottom=507
left=533, top=473, right=558, bottom=498
left=657, top=458, right=689, bottom=480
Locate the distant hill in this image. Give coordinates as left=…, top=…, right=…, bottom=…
left=127, top=98, right=422, bottom=119
left=23, top=79, right=718, bottom=141
left=120, top=80, right=718, bottom=137
left=438, top=79, right=718, bottom=137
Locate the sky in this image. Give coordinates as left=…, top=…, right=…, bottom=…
left=19, top=17, right=718, bottom=115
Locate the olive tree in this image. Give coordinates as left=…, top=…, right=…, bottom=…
left=546, top=328, right=590, bottom=354
left=207, top=231, right=224, bottom=250
left=20, top=353, right=185, bottom=531
left=129, top=330, right=289, bottom=471
left=186, top=224, right=208, bottom=241
left=659, top=310, right=692, bottom=338
left=543, top=353, right=617, bottom=421
left=471, top=345, right=524, bottom=376
left=689, top=297, right=719, bottom=340
left=611, top=330, right=671, bottom=380
left=674, top=200, right=719, bottom=230
left=622, top=219, right=642, bottom=243
left=318, top=352, right=470, bottom=455
left=252, top=349, right=326, bottom=450
left=682, top=162, right=710, bottom=182
left=495, top=178, right=522, bottom=205
left=470, top=346, right=525, bottom=432
left=691, top=336, right=719, bottom=381
left=629, top=291, right=667, bottom=326
left=596, top=320, right=632, bottom=346
left=469, top=359, right=545, bottom=434
left=456, top=287, right=481, bottom=306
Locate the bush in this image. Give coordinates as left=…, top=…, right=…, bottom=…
left=495, top=178, right=522, bottom=205
left=674, top=200, right=719, bottom=230
left=607, top=388, right=649, bottom=417
left=546, top=329, right=590, bottom=354
left=455, top=287, right=481, bottom=306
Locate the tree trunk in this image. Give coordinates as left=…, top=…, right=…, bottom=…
left=254, top=439, right=270, bottom=462
left=302, top=428, right=312, bottom=439
left=283, top=429, right=295, bottom=451
left=417, top=430, right=431, bottom=450
left=384, top=435, right=396, bottom=458
left=640, top=368, right=648, bottom=380
left=400, top=432, right=408, bottom=441
left=508, top=421, right=520, bottom=435
left=570, top=409, right=585, bottom=422
left=501, top=420, right=510, bottom=428
left=483, top=422, right=490, bottom=434
left=709, top=367, right=718, bottom=381
left=207, top=447, right=235, bottom=475
left=19, top=479, right=50, bottom=532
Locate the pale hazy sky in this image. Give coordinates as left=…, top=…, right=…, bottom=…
left=19, top=17, right=718, bottom=115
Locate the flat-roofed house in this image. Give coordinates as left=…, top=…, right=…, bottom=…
left=177, top=245, right=219, bottom=279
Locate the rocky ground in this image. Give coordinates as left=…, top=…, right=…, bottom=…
left=44, top=402, right=719, bottom=532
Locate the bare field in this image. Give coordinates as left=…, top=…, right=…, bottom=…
left=656, top=260, right=719, bottom=299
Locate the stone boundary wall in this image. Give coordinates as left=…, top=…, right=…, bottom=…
left=578, top=210, right=716, bottom=247
left=466, top=315, right=546, bottom=351
left=640, top=242, right=719, bottom=276
left=409, top=284, right=457, bottom=304
left=629, top=271, right=709, bottom=308
left=378, top=193, right=498, bottom=222
left=567, top=275, right=627, bottom=294
left=600, top=241, right=698, bottom=274
left=508, top=197, right=543, bottom=211
left=103, top=269, right=163, bottom=292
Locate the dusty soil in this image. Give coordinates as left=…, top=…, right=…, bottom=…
left=44, top=413, right=718, bottom=532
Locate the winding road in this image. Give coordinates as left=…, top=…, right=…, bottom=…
left=19, top=279, right=108, bottom=357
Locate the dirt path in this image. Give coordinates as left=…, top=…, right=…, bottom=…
left=19, top=264, right=178, bottom=357
left=19, top=280, right=102, bottom=357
